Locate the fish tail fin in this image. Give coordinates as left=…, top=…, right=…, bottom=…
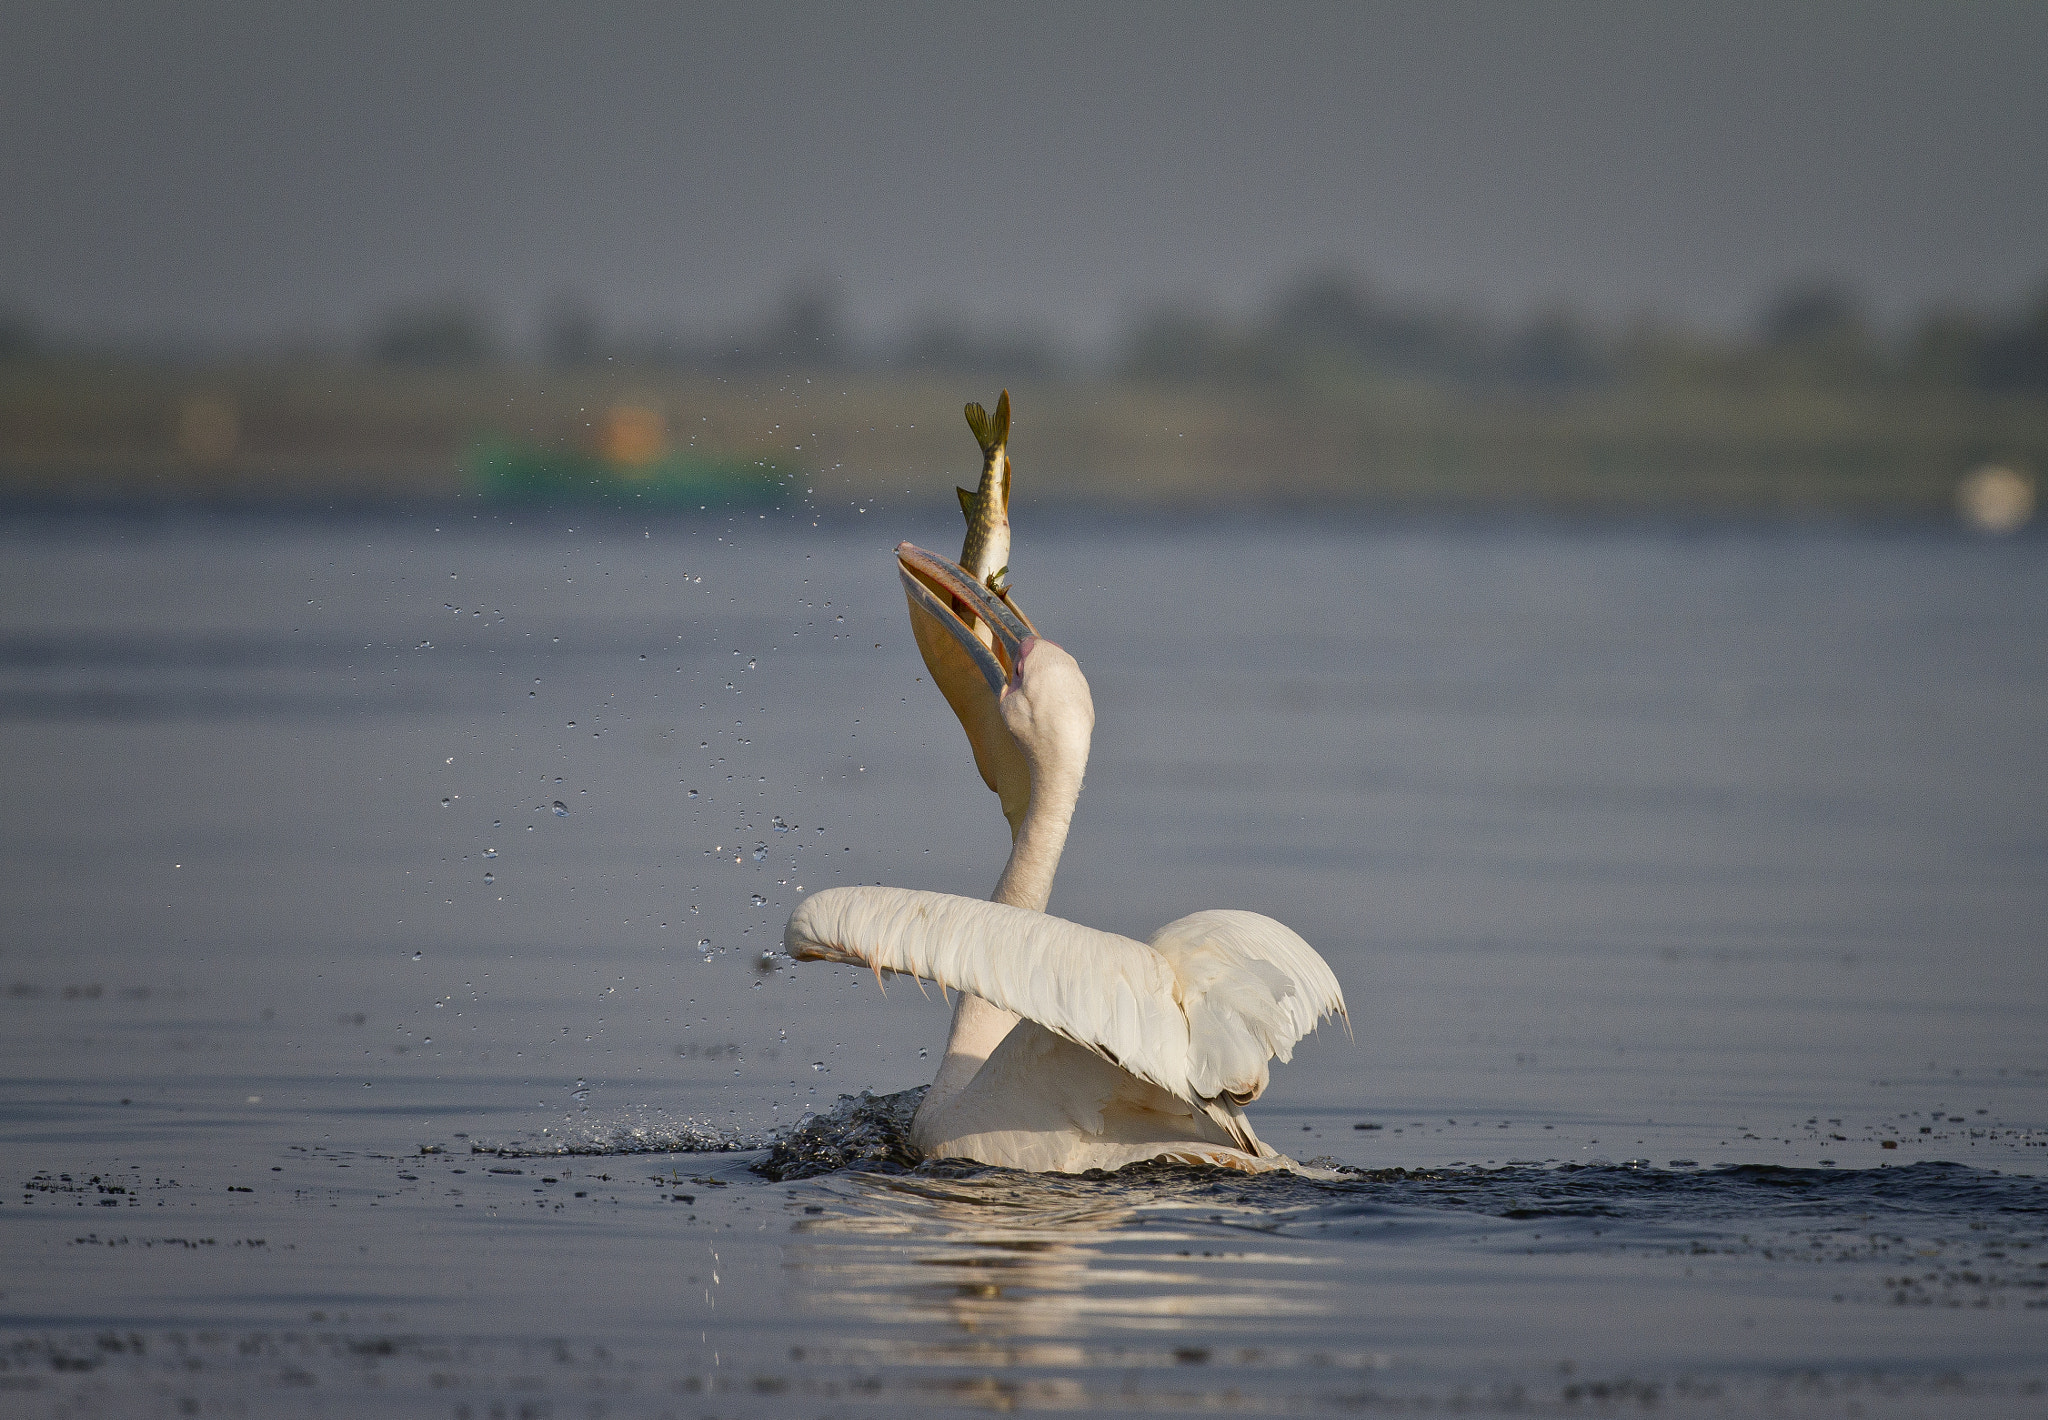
left=955, top=486, right=975, bottom=525
left=962, top=402, right=992, bottom=451
left=962, top=389, right=1011, bottom=455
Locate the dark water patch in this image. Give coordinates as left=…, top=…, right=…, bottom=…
left=1, top=1327, right=2041, bottom=1418
left=1320, top=1159, right=2048, bottom=1227
left=1069, top=1158, right=2048, bottom=1237
left=758, top=1091, right=2048, bottom=1256
left=774, top=1141, right=2047, bottom=1299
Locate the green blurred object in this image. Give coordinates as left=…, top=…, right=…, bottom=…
left=467, top=438, right=788, bottom=508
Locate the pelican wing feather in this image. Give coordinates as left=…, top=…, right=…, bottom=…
left=785, top=886, right=1344, bottom=1108
left=787, top=886, right=1192, bottom=1098
left=1145, top=910, right=1348, bottom=1103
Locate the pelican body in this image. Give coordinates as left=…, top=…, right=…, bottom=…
left=785, top=547, right=1346, bottom=1173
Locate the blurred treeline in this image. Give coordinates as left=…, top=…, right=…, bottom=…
left=1124, top=272, right=2048, bottom=397
left=2, top=269, right=2044, bottom=514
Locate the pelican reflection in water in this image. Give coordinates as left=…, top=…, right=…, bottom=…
left=787, top=1167, right=1340, bottom=1345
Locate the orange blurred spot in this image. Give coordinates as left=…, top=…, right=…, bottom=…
left=597, top=404, right=668, bottom=470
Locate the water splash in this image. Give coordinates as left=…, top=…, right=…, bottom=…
left=753, top=1088, right=927, bottom=1180
left=469, top=1115, right=765, bottom=1157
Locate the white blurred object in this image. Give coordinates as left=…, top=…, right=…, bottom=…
left=1956, top=464, right=2033, bottom=534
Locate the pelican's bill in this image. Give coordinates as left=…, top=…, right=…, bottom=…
left=896, top=542, right=1034, bottom=694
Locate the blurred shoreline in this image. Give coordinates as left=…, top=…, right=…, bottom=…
left=3, top=358, right=2043, bottom=520
left=4, top=270, right=2043, bottom=519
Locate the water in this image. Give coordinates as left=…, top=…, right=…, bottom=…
left=2, top=508, right=2044, bottom=1416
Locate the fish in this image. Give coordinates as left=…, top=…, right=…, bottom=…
left=956, top=390, right=1012, bottom=594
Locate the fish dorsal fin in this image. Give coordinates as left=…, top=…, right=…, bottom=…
left=956, top=486, right=975, bottom=524
left=962, top=389, right=1011, bottom=454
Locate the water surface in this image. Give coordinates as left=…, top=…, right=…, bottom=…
left=2, top=509, right=2044, bottom=1415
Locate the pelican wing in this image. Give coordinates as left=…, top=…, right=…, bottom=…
left=785, top=886, right=1343, bottom=1108
left=787, top=887, right=1191, bottom=1097
left=1145, top=911, right=1348, bottom=1104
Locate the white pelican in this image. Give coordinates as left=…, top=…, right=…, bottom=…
left=784, top=546, right=1346, bottom=1173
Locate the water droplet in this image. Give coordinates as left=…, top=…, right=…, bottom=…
left=483, top=847, right=497, bottom=859
left=771, top=816, right=791, bottom=832
left=750, top=893, right=767, bottom=907
left=918, top=1047, right=928, bottom=1059
left=811, top=1062, right=827, bottom=1072
left=440, top=797, right=452, bottom=808
left=552, top=801, right=569, bottom=817
left=752, top=844, right=767, bottom=861
left=745, top=659, right=756, bottom=670
left=482, top=872, right=495, bottom=884
left=411, top=951, right=422, bottom=962
left=688, top=789, right=699, bottom=799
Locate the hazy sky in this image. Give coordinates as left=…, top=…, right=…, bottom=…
left=5, top=1, right=2045, bottom=349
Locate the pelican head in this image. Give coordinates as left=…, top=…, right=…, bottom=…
left=995, top=633, right=1094, bottom=794
left=897, top=542, right=1092, bottom=834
